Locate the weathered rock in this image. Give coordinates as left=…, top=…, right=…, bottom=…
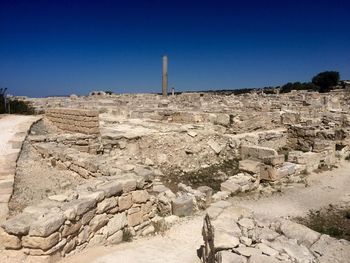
left=310, top=234, right=350, bottom=262
left=215, top=229, right=240, bottom=249
left=256, top=243, right=279, bottom=257
left=118, top=194, right=132, bottom=211
left=241, top=145, right=278, bottom=160
left=127, top=210, right=143, bottom=227
left=96, top=181, right=123, bottom=197
left=96, top=197, right=118, bottom=214
left=2, top=213, right=35, bottom=236
left=62, top=220, right=82, bottom=237
left=171, top=195, right=193, bottom=217
left=107, top=212, right=127, bottom=236
left=0, top=228, right=21, bottom=249
left=22, top=232, right=60, bottom=251
left=220, top=180, right=240, bottom=194
left=239, top=159, right=262, bottom=174
left=89, top=214, right=108, bottom=232
left=132, top=190, right=149, bottom=203
left=107, top=230, right=123, bottom=244
left=29, top=213, right=65, bottom=237
left=280, top=219, right=321, bottom=247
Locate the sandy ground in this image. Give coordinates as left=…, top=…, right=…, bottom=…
left=8, top=141, right=84, bottom=216
left=61, top=161, right=350, bottom=263
left=0, top=115, right=31, bottom=155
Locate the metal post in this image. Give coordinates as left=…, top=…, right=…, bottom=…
left=162, top=55, right=168, bottom=96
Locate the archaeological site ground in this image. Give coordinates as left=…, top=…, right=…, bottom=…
left=1, top=89, right=350, bottom=263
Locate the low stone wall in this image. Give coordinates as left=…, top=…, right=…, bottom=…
left=199, top=202, right=350, bottom=263
left=0, top=174, right=156, bottom=261
left=45, top=108, right=100, bottom=135
left=30, top=133, right=101, bottom=154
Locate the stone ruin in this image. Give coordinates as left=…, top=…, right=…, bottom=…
left=1, top=89, right=350, bottom=262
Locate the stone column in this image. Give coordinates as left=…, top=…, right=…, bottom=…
left=162, top=55, right=168, bottom=96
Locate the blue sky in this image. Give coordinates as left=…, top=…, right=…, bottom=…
left=1, top=0, right=349, bottom=97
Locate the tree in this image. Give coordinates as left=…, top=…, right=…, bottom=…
left=312, top=71, right=340, bottom=93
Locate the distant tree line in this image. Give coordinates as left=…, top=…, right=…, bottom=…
left=0, top=87, right=35, bottom=115
left=280, top=71, right=340, bottom=93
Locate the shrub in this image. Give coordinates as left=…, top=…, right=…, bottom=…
left=8, top=99, right=35, bottom=115
left=312, top=71, right=340, bottom=93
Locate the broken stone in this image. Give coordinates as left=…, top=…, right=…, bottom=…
left=171, top=195, right=193, bottom=217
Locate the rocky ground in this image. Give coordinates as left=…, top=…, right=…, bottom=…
left=8, top=141, right=84, bottom=216
left=58, top=161, right=350, bottom=263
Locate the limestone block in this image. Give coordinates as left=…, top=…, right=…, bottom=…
left=127, top=210, right=143, bottom=227
left=260, top=164, right=291, bottom=181
left=215, top=113, right=230, bottom=126
left=0, top=228, right=21, bottom=249
left=29, top=213, right=65, bottom=237
left=121, top=178, right=137, bottom=193
left=215, top=229, right=240, bottom=249
left=220, top=180, right=241, bottom=194
left=118, top=194, right=132, bottom=211
left=241, top=145, right=278, bottom=160
left=77, top=226, right=89, bottom=245
left=107, top=212, right=127, bottom=236
left=171, top=195, right=193, bottom=217
left=96, top=197, right=118, bottom=214
left=107, top=230, right=123, bottom=245
left=132, top=190, right=149, bottom=203
left=64, top=198, right=97, bottom=217
left=262, top=154, right=285, bottom=166
left=62, top=238, right=76, bottom=255
left=239, top=159, right=262, bottom=174
left=141, top=201, right=153, bottom=215
left=81, top=209, right=95, bottom=225
left=280, top=220, right=320, bottom=248
left=22, top=232, right=59, bottom=251
left=62, top=220, right=82, bottom=237
left=2, top=213, right=35, bottom=235
left=89, top=214, right=108, bottom=233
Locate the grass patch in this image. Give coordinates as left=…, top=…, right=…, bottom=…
left=294, top=205, right=350, bottom=241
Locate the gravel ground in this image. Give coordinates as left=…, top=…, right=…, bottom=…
left=8, top=141, right=84, bottom=216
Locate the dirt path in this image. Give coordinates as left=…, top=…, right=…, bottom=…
left=61, top=161, right=350, bottom=263
left=0, top=114, right=42, bottom=223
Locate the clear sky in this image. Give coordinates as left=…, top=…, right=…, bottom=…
left=1, top=0, right=349, bottom=97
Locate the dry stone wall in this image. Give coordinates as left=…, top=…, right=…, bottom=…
left=199, top=202, right=350, bottom=263
left=45, top=108, right=100, bottom=135
left=0, top=174, right=156, bottom=261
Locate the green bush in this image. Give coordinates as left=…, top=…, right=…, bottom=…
left=8, top=99, right=35, bottom=115
left=312, top=71, right=340, bottom=93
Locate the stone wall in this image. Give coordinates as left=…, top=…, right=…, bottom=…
left=45, top=108, right=100, bottom=135
left=199, top=202, right=350, bottom=263
left=0, top=174, right=156, bottom=261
